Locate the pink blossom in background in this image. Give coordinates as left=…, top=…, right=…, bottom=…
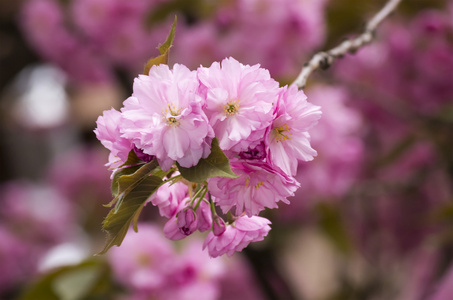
left=299, top=85, right=363, bottom=198
left=0, top=181, right=76, bottom=244
left=158, top=241, right=225, bottom=300
left=109, top=224, right=175, bottom=291
left=46, top=146, right=112, bottom=202
left=0, top=181, right=80, bottom=293
left=218, top=255, right=266, bottom=300
left=334, top=9, right=453, bottom=116
left=19, top=0, right=172, bottom=84
left=70, top=0, right=172, bottom=72
left=20, top=0, right=113, bottom=84
left=197, top=57, right=279, bottom=152
left=121, top=64, right=214, bottom=171
left=0, top=227, right=33, bottom=293
left=268, top=85, right=321, bottom=176
left=398, top=249, right=439, bottom=300
left=109, top=225, right=226, bottom=299
left=203, top=215, right=271, bottom=257
left=277, top=85, right=364, bottom=220
left=94, top=107, right=133, bottom=168
left=174, top=0, right=328, bottom=80
left=208, top=160, right=299, bottom=217
left=427, top=263, right=453, bottom=300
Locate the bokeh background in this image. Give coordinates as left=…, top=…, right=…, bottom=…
left=0, top=0, right=452, bottom=299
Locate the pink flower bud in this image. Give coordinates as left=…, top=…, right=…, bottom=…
left=177, top=207, right=198, bottom=236
left=212, top=216, right=226, bottom=236
left=196, top=200, right=213, bottom=232
left=203, top=215, right=271, bottom=257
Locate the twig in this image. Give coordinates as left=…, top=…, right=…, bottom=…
left=291, top=0, right=403, bottom=90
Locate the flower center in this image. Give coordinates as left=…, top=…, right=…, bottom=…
left=223, top=98, right=240, bottom=116
left=163, top=103, right=181, bottom=127
left=273, top=124, right=291, bottom=142
left=245, top=177, right=264, bottom=189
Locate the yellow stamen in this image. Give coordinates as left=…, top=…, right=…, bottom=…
left=273, top=124, right=291, bottom=142
left=255, top=182, right=264, bottom=189
left=162, top=103, right=181, bottom=127
left=223, top=98, right=240, bottom=116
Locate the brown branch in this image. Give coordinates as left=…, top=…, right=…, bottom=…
left=291, top=0, right=403, bottom=90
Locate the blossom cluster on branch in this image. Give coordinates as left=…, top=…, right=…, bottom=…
left=95, top=57, right=321, bottom=257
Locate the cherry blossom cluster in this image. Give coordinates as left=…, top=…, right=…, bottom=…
left=95, top=57, right=321, bottom=257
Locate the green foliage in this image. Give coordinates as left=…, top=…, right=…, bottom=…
left=143, top=16, right=177, bottom=74
left=99, top=138, right=237, bottom=254
left=177, top=138, right=239, bottom=183
left=99, top=157, right=166, bottom=255
left=106, top=159, right=160, bottom=209
left=316, top=203, right=352, bottom=255
left=110, top=150, right=144, bottom=197
left=18, top=259, right=115, bottom=300
left=99, top=170, right=164, bottom=255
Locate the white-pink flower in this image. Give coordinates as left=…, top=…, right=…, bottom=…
left=203, top=215, right=271, bottom=257
left=121, top=64, right=214, bottom=171
left=94, top=107, right=133, bottom=168
left=197, top=57, right=279, bottom=152
left=208, top=160, right=300, bottom=217
left=267, top=85, right=321, bottom=176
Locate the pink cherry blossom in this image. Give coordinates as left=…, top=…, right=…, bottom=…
left=267, top=85, right=321, bottom=175
left=203, top=215, right=271, bottom=257
left=163, top=198, right=191, bottom=241
left=177, top=207, right=198, bottom=236
left=121, top=64, right=214, bottom=171
left=208, top=160, right=299, bottom=217
left=94, top=107, right=133, bottom=168
left=149, top=179, right=188, bottom=218
left=212, top=216, right=226, bottom=236
left=158, top=240, right=225, bottom=300
left=195, top=200, right=213, bottom=232
left=109, top=224, right=175, bottom=291
left=197, top=57, right=279, bottom=152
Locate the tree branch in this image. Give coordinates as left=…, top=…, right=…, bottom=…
left=291, top=0, right=403, bottom=90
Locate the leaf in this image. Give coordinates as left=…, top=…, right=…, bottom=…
left=18, top=259, right=113, bottom=300
left=106, top=159, right=159, bottom=208
left=98, top=174, right=164, bottom=255
left=143, top=15, right=177, bottom=75
left=177, top=138, right=239, bottom=183
left=52, top=265, right=102, bottom=300
left=110, top=150, right=144, bottom=197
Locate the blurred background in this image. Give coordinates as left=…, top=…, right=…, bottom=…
left=0, top=0, right=452, bottom=299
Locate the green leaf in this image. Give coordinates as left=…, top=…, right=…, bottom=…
left=52, top=265, right=102, bottom=300
left=143, top=15, right=177, bottom=75
left=177, top=138, right=239, bottom=183
left=98, top=174, right=164, bottom=255
left=18, top=259, right=113, bottom=300
left=106, top=159, right=159, bottom=208
left=110, top=150, right=145, bottom=197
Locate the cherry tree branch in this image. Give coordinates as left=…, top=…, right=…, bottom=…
left=291, top=0, right=403, bottom=90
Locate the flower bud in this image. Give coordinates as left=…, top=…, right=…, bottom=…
left=196, top=200, right=213, bottom=232
left=177, top=207, right=197, bottom=236
left=212, top=215, right=226, bottom=236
